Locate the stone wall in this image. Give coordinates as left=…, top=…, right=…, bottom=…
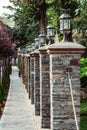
left=34, top=53, right=40, bottom=115
left=30, top=55, right=35, bottom=104
left=28, top=56, right=31, bottom=99
left=50, top=54, right=80, bottom=130
left=39, top=47, right=51, bottom=128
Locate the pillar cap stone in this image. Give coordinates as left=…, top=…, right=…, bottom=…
left=30, top=49, right=39, bottom=56
left=26, top=54, right=30, bottom=57
left=47, top=41, right=86, bottom=54
left=39, top=45, right=49, bottom=54
left=20, top=54, right=24, bottom=57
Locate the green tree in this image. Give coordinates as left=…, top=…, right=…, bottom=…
left=80, top=58, right=87, bottom=88
left=9, top=0, right=79, bottom=47
left=10, top=0, right=48, bottom=47
left=73, top=0, right=87, bottom=38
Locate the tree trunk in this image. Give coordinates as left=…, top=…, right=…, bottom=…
left=67, top=32, right=73, bottom=42
left=39, top=0, right=47, bottom=34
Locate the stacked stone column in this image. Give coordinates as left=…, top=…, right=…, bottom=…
left=20, top=54, right=24, bottom=77
left=47, top=42, right=85, bottom=130
left=30, top=53, right=35, bottom=104
left=19, top=54, right=23, bottom=76
left=23, top=55, right=27, bottom=84
left=30, top=51, right=40, bottom=115
left=39, top=46, right=51, bottom=128
left=25, top=55, right=29, bottom=91
left=33, top=51, right=40, bottom=116
left=28, top=55, right=31, bottom=99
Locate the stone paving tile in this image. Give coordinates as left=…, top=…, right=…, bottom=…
left=0, top=66, right=50, bottom=130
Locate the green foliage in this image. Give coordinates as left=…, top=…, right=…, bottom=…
left=80, top=58, right=87, bottom=78
left=5, top=64, right=11, bottom=85
left=2, top=64, right=11, bottom=89
left=80, top=116, right=87, bottom=130
left=0, top=83, right=4, bottom=102
left=80, top=58, right=87, bottom=88
left=52, top=0, right=79, bottom=17
left=8, top=0, right=85, bottom=47
left=47, top=7, right=58, bottom=28
left=11, top=3, right=39, bottom=47
left=73, top=0, right=87, bottom=36
left=80, top=99, right=87, bottom=130
left=81, top=99, right=87, bottom=114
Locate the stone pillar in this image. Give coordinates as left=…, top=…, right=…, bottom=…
left=25, top=55, right=29, bottom=92
left=28, top=55, right=31, bottom=99
left=33, top=51, right=40, bottom=116
left=30, top=53, right=35, bottom=104
left=19, top=54, right=22, bottom=76
left=18, top=54, right=21, bottom=77
left=39, top=45, right=51, bottom=128
left=21, top=55, right=24, bottom=76
left=22, top=55, right=24, bottom=80
left=23, top=55, right=26, bottom=85
left=47, top=42, right=85, bottom=130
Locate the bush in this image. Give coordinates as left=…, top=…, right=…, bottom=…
left=2, top=64, right=11, bottom=89
left=81, top=99, right=87, bottom=114
left=80, top=117, right=87, bottom=130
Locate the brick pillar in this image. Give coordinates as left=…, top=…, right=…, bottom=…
left=28, top=55, right=31, bottom=99
left=25, top=55, right=29, bottom=92
left=30, top=53, right=35, bottom=104
left=21, top=55, right=24, bottom=79
left=32, top=51, right=40, bottom=116
left=19, top=54, right=23, bottom=76
left=39, top=45, right=50, bottom=128
left=18, top=54, right=21, bottom=77
left=47, top=42, right=85, bottom=130
left=22, top=55, right=25, bottom=82
left=23, top=55, right=26, bottom=85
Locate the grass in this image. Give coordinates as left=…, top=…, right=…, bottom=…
left=80, top=98, right=87, bottom=130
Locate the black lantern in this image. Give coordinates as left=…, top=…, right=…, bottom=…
left=47, top=24, right=55, bottom=38
left=27, top=46, right=32, bottom=53
left=39, top=33, right=46, bottom=47
left=34, top=38, right=39, bottom=49
left=47, top=24, right=55, bottom=44
left=31, top=43, right=35, bottom=51
left=59, top=13, right=71, bottom=41
left=35, top=38, right=39, bottom=45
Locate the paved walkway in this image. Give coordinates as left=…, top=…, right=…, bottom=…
left=0, top=66, right=42, bottom=130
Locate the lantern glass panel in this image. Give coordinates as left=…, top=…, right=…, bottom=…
left=39, top=34, right=45, bottom=43
left=64, top=19, right=68, bottom=29
left=35, top=38, right=39, bottom=45
left=31, top=43, right=35, bottom=50
left=63, top=19, right=70, bottom=30
left=39, top=37, right=44, bottom=43
left=60, top=19, right=63, bottom=30
left=47, top=28, right=55, bottom=37
left=59, top=13, right=71, bottom=35
left=47, top=28, right=52, bottom=36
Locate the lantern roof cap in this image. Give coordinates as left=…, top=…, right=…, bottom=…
left=59, top=13, right=71, bottom=19
left=39, top=33, right=45, bottom=37
left=47, top=24, right=55, bottom=29
left=35, top=38, right=39, bottom=41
